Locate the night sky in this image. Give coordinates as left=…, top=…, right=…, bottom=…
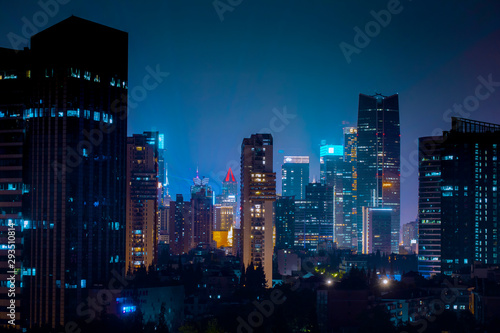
left=3, top=0, right=500, bottom=227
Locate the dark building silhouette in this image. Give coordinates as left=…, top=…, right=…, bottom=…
left=0, top=47, right=28, bottom=328
left=440, top=118, right=500, bottom=274
left=14, top=16, right=128, bottom=328
left=190, top=174, right=214, bottom=248
left=275, top=196, right=295, bottom=250
left=169, top=194, right=192, bottom=255
left=357, top=93, right=400, bottom=254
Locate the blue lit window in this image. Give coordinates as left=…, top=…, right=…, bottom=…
left=84, top=110, right=90, bottom=119
left=94, top=112, right=100, bottom=121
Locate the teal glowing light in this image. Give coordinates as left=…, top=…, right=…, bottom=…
left=320, top=145, right=343, bottom=157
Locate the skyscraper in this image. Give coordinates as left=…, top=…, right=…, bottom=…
left=168, top=194, right=192, bottom=255
left=22, top=17, right=128, bottom=327
left=295, top=183, right=334, bottom=251
left=190, top=174, right=214, bottom=249
left=282, top=156, right=309, bottom=200
left=274, top=196, right=295, bottom=250
left=439, top=118, right=500, bottom=274
left=0, top=47, right=26, bottom=328
left=216, top=168, right=238, bottom=227
left=343, top=127, right=358, bottom=249
left=126, top=132, right=159, bottom=273
left=417, top=136, right=443, bottom=277
left=319, top=144, right=344, bottom=248
left=357, top=93, right=400, bottom=254
left=241, top=134, right=276, bottom=287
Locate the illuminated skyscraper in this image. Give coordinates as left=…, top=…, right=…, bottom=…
left=216, top=168, right=238, bottom=227
left=356, top=93, right=400, bottom=254
left=343, top=127, right=358, bottom=249
left=439, top=118, right=500, bottom=274
left=21, top=17, right=128, bottom=327
left=417, top=136, right=443, bottom=277
left=241, top=134, right=276, bottom=287
left=295, top=183, right=334, bottom=251
left=190, top=174, right=214, bottom=249
left=126, top=132, right=159, bottom=273
left=319, top=144, right=343, bottom=247
left=282, top=156, right=309, bottom=200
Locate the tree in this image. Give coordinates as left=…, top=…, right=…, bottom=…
left=158, top=302, right=170, bottom=333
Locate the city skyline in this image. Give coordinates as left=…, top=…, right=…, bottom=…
left=3, top=1, right=500, bottom=227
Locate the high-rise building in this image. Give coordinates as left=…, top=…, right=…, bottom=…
left=126, top=132, right=159, bottom=273
left=357, top=93, right=400, bottom=254
left=417, top=136, right=443, bottom=277
left=216, top=168, right=238, bottom=227
left=214, top=205, right=233, bottom=231
left=295, top=183, right=334, bottom=251
left=0, top=47, right=27, bottom=328
left=190, top=174, right=214, bottom=249
left=439, top=118, right=500, bottom=274
left=282, top=156, right=309, bottom=200
left=362, top=207, right=393, bottom=255
left=274, top=196, right=295, bottom=250
left=402, top=220, right=418, bottom=253
left=319, top=144, right=344, bottom=248
left=241, top=134, right=276, bottom=287
left=343, top=127, right=358, bottom=250
left=168, top=194, right=192, bottom=255
left=158, top=133, right=171, bottom=207
left=21, top=17, right=128, bottom=327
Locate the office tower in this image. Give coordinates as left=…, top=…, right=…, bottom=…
left=418, top=136, right=443, bottom=277
left=295, top=183, right=334, bottom=251
left=319, top=144, right=344, bottom=248
left=214, top=205, right=233, bottom=231
left=168, top=194, right=192, bottom=255
left=362, top=207, right=393, bottom=255
left=343, top=127, right=358, bottom=249
left=126, top=132, right=159, bottom=273
left=282, top=156, right=309, bottom=200
left=402, top=220, right=418, bottom=253
left=0, top=47, right=26, bottom=327
left=19, top=17, right=128, bottom=328
left=440, top=118, right=500, bottom=274
left=275, top=196, right=296, bottom=250
left=190, top=174, right=214, bottom=248
left=158, top=133, right=171, bottom=207
left=357, top=93, right=400, bottom=254
left=241, top=134, right=276, bottom=288
left=216, top=168, right=238, bottom=226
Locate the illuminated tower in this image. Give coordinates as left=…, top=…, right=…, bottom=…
left=282, top=156, right=309, bottom=200
left=126, top=132, right=159, bottom=273
left=319, top=143, right=343, bottom=247
left=190, top=173, right=214, bottom=249
left=356, top=93, right=400, bottom=254
left=343, top=127, right=358, bottom=249
left=241, top=134, right=276, bottom=287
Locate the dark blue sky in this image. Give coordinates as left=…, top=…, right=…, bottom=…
left=3, top=0, right=500, bottom=226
